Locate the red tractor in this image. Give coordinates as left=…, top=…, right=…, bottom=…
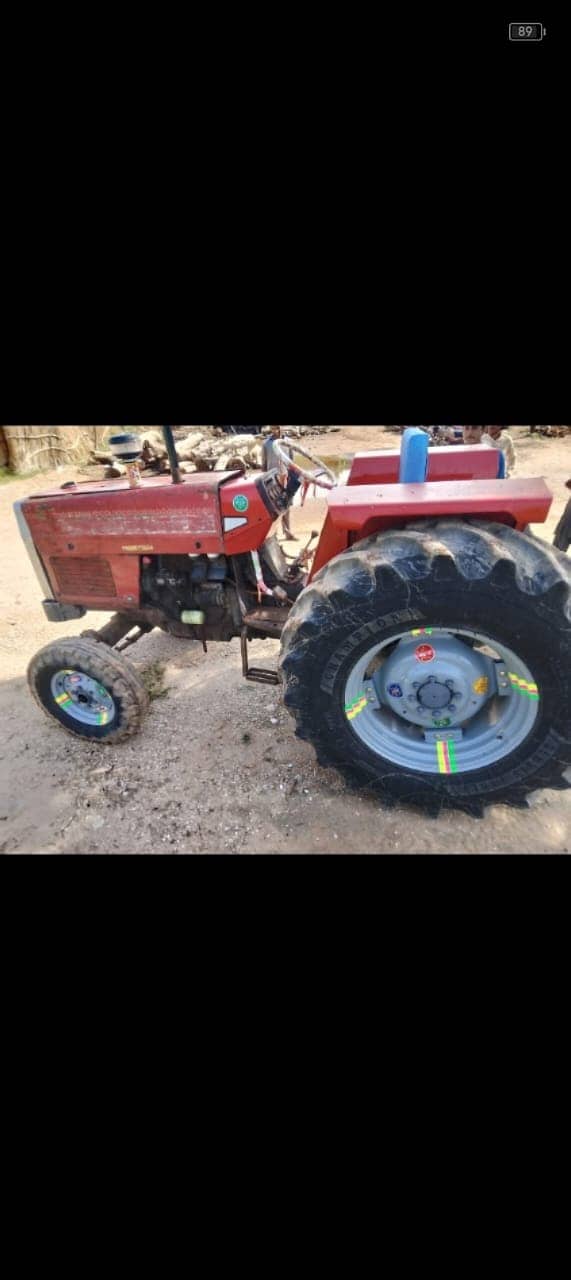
left=15, top=426, right=571, bottom=809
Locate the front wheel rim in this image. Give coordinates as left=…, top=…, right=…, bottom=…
left=50, top=669, right=117, bottom=727
left=343, top=627, right=540, bottom=776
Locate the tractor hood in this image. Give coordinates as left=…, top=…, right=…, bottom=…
left=26, top=470, right=243, bottom=501
left=17, top=466, right=281, bottom=613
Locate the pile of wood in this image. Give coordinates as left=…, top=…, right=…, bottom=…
left=91, top=427, right=266, bottom=478
left=1, top=424, right=337, bottom=476
left=90, top=426, right=341, bottom=478
left=529, top=425, right=571, bottom=437
left=288, top=425, right=336, bottom=435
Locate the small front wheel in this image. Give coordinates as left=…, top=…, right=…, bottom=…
left=27, top=638, right=149, bottom=743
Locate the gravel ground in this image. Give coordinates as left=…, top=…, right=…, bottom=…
left=1, top=426, right=570, bottom=855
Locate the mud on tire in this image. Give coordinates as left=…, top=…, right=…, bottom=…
left=28, top=637, right=149, bottom=743
left=279, top=521, right=571, bottom=808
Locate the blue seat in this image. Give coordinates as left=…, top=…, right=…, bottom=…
left=400, top=428, right=429, bottom=484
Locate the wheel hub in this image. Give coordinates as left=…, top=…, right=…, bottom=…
left=417, top=678, right=454, bottom=711
left=373, top=634, right=496, bottom=730
left=343, top=627, right=540, bottom=777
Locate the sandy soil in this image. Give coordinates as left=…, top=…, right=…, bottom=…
left=1, top=426, right=569, bottom=855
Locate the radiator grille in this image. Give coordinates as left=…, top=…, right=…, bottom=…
left=50, top=557, right=117, bottom=597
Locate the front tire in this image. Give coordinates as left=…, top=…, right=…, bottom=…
left=280, top=522, right=571, bottom=807
left=28, top=638, right=149, bottom=743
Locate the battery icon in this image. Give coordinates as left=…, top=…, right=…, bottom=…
left=508, top=23, right=545, bottom=40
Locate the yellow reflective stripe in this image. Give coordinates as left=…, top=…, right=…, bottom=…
left=508, top=673, right=539, bottom=696
left=436, top=740, right=457, bottom=774
left=346, top=696, right=368, bottom=721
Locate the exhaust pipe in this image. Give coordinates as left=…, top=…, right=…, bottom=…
left=162, top=425, right=183, bottom=484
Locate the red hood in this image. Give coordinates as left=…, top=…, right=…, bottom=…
left=26, top=470, right=242, bottom=501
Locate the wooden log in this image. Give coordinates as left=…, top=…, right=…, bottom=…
left=214, top=454, right=247, bottom=472
left=250, top=443, right=264, bottom=468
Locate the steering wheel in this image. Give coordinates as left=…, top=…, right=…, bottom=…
left=272, top=436, right=337, bottom=491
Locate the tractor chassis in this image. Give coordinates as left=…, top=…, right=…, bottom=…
left=80, top=604, right=292, bottom=685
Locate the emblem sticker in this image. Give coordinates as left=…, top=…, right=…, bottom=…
left=415, top=644, right=436, bottom=664
left=233, top=495, right=249, bottom=514
left=473, top=676, right=489, bottom=695
left=388, top=683, right=403, bottom=699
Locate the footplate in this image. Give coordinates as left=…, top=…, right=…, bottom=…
left=243, top=606, right=291, bottom=638
left=241, top=630, right=280, bottom=686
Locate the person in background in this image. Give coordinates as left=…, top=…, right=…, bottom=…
left=262, top=425, right=300, bottom=541
left=482, top=425, right=517, bottom=475
left=262, top=424, right=285, bottom=473
left=462, top=425, right=484, bottom=445
left=553, top=479, right=571, bottom=553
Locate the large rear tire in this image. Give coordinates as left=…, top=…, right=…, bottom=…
left=553, top=498, right=571, bottom=553
left=280, top=522, right=571, bottom=808
left=28, top=638, right=149, bottom=743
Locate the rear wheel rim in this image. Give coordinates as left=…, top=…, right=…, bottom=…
left=343, top=627, right=539, bottom=776
left=50, top=669, right=117, bottom=728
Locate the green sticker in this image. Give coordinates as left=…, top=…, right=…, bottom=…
left=433, top=717, right=451, bottom=728
left=233, top=495, right=249, bottom=514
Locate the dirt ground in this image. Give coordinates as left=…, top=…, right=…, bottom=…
left=1, top=426, right=570, bottom=855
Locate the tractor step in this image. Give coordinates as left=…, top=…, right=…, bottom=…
left=241, top=630, right=280, bottom=686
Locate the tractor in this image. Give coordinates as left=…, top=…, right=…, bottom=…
left=15, top=426, right=571, bottom=809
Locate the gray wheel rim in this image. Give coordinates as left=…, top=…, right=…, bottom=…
left=50, top=669, right=117, bottom=727
left=343, top=627, right=539, bottom=776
